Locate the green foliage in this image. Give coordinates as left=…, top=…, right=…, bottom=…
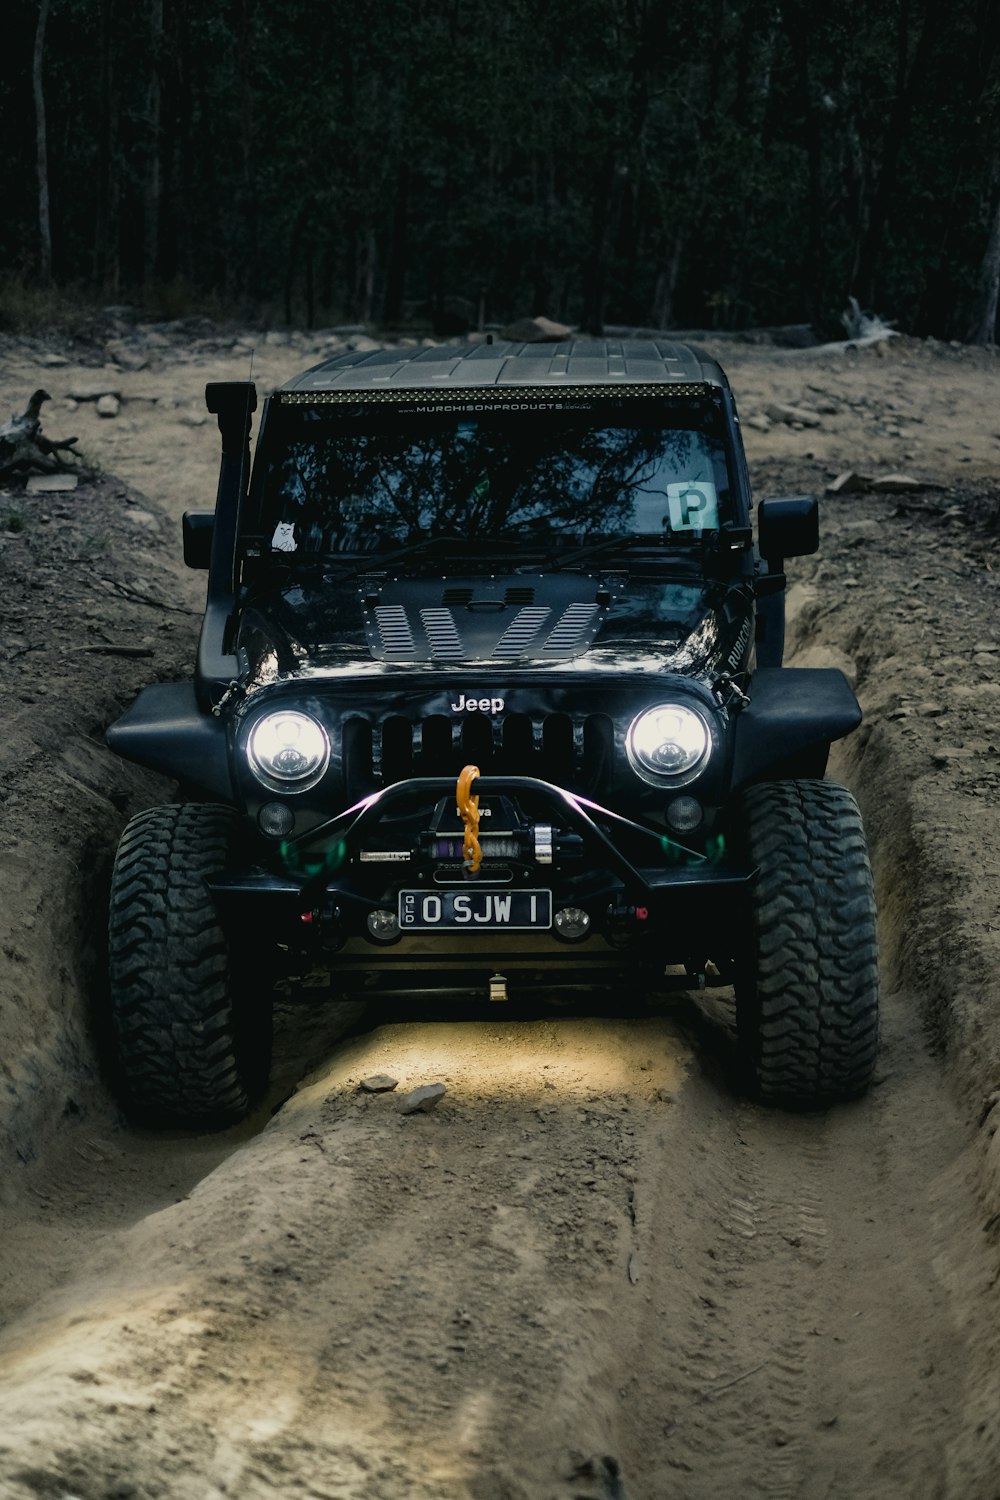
left=0, top=274, right=99, bottom=335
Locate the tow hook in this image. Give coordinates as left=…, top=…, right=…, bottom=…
left=489, top=972, right=508, bottom=1002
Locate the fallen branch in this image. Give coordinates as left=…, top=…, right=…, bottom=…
left=701, top=1359, right=769, bottom=1400
left=68, top=644, right=155, bottom=658
left=97, top=576, right=198, bottom=615
left=0, top=389, right=84, bottom=481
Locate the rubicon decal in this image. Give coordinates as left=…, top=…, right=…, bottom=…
left=451, top=693, right=505, bottom=713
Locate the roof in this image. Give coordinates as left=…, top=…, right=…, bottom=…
left=278, top=339, right=729, bottom=399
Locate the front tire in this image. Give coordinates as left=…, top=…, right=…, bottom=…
left=736, top=779, right=879, bottom=1107
left=107, top=804, right=272, bottom=1127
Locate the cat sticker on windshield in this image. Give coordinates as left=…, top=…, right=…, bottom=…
left=271, top=521, right=297, bottom=551
left=665, top=481, right=719, bottom=532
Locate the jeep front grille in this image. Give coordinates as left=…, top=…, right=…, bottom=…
left=342, top=711, right=614, bottom=794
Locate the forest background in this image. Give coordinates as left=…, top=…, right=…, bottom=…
left=7, top=0, right=1000, bottom=343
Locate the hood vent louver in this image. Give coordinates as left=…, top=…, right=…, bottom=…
left=492, top=606, right=552, bottom=659
left=419, top=607, right=464, bottom=658
left=374, top=605, right=416, bottom=658
left=363, top=575, right=613, bottom=661
left=542, top=603, right=601, bottom=654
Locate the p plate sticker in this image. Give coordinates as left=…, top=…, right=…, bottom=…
left=666, top=481, right=719, bottom=531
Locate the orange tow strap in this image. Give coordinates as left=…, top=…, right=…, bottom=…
left=456, top=764, right=482, bottom=874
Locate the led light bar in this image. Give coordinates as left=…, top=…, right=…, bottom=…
left=277, top=383, right=714, bottom=406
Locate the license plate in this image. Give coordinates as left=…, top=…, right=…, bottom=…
left=398, top=889, right=552, bottom=931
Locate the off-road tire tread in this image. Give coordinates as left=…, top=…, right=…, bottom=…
left=738, top=779, right=879, bottom=1107
left=108, top=804, right=269, bottom=1127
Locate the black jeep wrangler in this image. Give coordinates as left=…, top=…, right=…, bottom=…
left=105, top=340, right=878, bottom=1126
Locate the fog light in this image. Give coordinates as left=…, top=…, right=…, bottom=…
left=665, top=795, right=703, bottom=832
left=553, top=906, right=591, bottom=942
left=258, top=801, right=295, bottom=838
left=366, top=909, right=401, bottom=944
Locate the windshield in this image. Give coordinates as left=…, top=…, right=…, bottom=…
left=256, top=398, right=733, bottom=557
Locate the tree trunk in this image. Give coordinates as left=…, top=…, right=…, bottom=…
left=93, top=0, right=123, bottom=294
left=33, top=0, right=52, bottom=285
left=173, top=0, right=194, bottom=287
left=781, top=2, right=825, bottom=325
left=651, top=238, right=683, bottom=329
left=854, top=0, right=945, bottom=307
left=382, top=160, right=410, bottom=325
left=284, top=202, right=309, bottom=326
left=304, top=239, right=315, bottom=330
left=143, top=0, right=164, bottom=284
left=582, top=150, right=625, bottom=336
left=236, top=0, right=258, bottom=299
left=354, top=229, right=376, bottom=325
left=968, top=157, right=1000, bottom=344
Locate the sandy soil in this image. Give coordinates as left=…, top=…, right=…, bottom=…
left=1, top=324, right=999, bottom=1498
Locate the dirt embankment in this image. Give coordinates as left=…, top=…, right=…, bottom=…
left=0, top=328, right=999, bottom=1499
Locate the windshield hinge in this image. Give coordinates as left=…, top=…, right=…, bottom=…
left=211, top=679, right=245, bottom=718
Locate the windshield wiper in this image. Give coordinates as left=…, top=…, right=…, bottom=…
left=549, top=533, right=702, bottom=570
left=266, top=536, right=471, bottom=574
left=339, top=534, right=552, bottom=577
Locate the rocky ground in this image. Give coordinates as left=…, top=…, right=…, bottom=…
left=0, top=322, right=999, bottom=1499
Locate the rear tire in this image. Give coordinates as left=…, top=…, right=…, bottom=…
left=107, top=804, right=272, bottom=1128
left=736, top=779, right=879, bottom=1107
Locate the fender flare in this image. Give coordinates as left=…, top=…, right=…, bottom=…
left=106, top=682, right=234, bottom=802
left=731, top=667, right=861, bottom=789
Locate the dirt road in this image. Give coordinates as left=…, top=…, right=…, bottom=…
left=1, top=326, right=999, bottom=1498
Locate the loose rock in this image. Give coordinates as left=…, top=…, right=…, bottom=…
left=500, top=315, right=573, bottom=343
left=359, top=1074, right=398, bottom=1094
left=764, top=401, right=822, bottom=428
left=26, top=473, right=78, bottom=493
left=96, top=394, right=121, bottom=418
left=105, top=339, right=150, bottom=372
left=932, top=747, right=977, bottom=766
left=826, top=471, right=870, bottom=495
left=870, top=473, right=940, bottom=493
left=68, top=384, right=122, bottom=402
left=398, top=1083, right=447, bottom=1115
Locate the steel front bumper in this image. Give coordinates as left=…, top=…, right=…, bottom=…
left=209, top=775, right=756, bottom=992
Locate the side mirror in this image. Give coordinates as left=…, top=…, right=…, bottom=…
left=757, top=496, right=818, bottom=562
left=183, top=510, right=214, bottom=569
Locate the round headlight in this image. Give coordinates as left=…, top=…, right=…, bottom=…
left=247, top=711, right=330, bottom=792
left=627, top=704, right=712, bottom=786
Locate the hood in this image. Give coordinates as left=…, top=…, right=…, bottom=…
left=235, top=569, right=753, bottom=688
